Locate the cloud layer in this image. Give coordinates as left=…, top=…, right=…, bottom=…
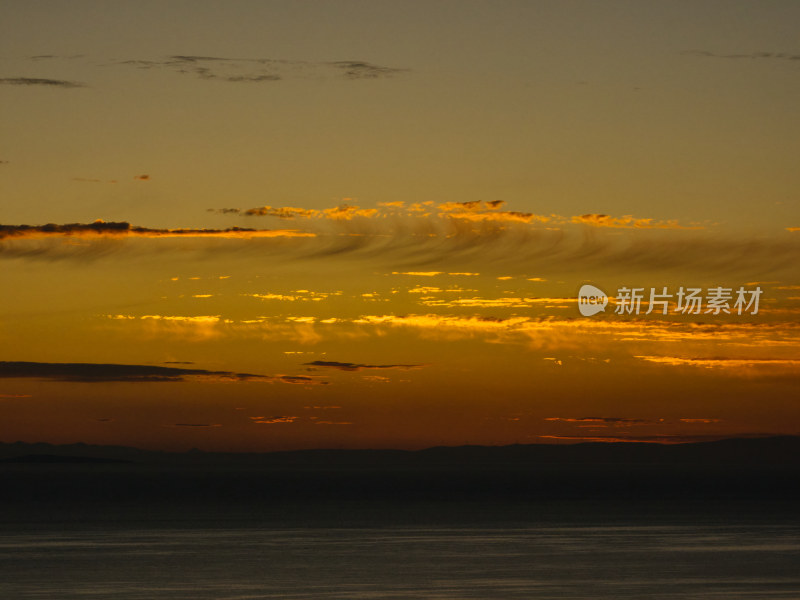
left=0, top=77, right=86, bottom=88
left=305, top=360, right=425, bottom=372
left=0, top=361, right=331, bottom=385
left=0, top=361, right=273, bottom=383
left=0, top=221, right=310, bottom=240
left=3, top=202, right=799, bottom=278
left=114, top=55, right=408, bottom=83
left=684, top=50, right=800, bottom=61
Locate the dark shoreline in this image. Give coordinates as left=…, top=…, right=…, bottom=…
left=2, top=436, right=798, bottom=529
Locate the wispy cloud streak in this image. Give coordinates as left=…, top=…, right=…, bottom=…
left=305, top=360, right=425, bottom=372
left=0, top=221, right=311, bottom=240
left=114, top=55, right=408, bottom=82
left=684, top=50, right=800, bottom=61
left=3, top=205, right=798, bottom=277
left=0, top=361, right=273, bottom=383
left=0, top=77, right=86, bottom=88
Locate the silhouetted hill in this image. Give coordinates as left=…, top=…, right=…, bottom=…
left=2, top=437, right=799, bottom=525
left=0, top=454, right=130, bottom=464
left=0, top=441, right=164, bottom=463
left=1, top=436, right=798, bottom=468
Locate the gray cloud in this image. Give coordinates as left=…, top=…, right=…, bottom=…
left=0, top=77, right=86, bottom=88
left=544, top=417, right=655, bottom=424
left=114, top=55, right=407, bottom=83
left=329, top=61, right=407, bottom=79
left=279, top=375, right=329, bottom=385
left=2, top=214, right=799, bottom=280
left=28, top=54, right=84, bottom=61
left=305, top=360, right=425, bottom=372
left=0, top=361, right=271, bottom=383
left=684, top=50, right=800, bottom=61
left=0, top=221, right=296, bottom=240
left=73, top=177, right=117, bottom=184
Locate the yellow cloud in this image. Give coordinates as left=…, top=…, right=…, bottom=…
left=635, top=356, right=800, bottom=369
left=570, top=214, right=703, bottom=230
left=250, top=416, right=299, bottom=424
left=245, top=290, right=340, bottom=301
left=322, top=204, right=378, bottom=220
left=242, top=203, right=377, bottom=220
left=437, top=200, right=551, bottom=224
left=416, top=296, right=575, bottom=308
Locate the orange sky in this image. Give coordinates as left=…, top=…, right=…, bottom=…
left=1, top=1, right=799, bottom=451
left=1, top=202, right=798, bottom=451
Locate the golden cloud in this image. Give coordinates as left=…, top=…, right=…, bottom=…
left=570, top=214, right=704, bottom=230
left=635, top=356, right=800, bottom=369
left=250, top=416, right=299, bottom=424
left=437, top=200, right=551, bottom=224
left=242, top=203, right=377, bottom=220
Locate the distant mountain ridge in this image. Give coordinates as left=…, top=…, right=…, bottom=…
left=2, top=437, right=799, bottom=509
left=1, top=436, right=798, bottom=469
left=0, top=453, right=130, bottom=464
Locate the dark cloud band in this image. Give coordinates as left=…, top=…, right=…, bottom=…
left=0, top=361, right=269, bottom=383
left=0, top=77, right=86, bottom=88
left=115, top=55, right=407, bottom=83
left=0, top=221, right=307, bottom=240
left=306, top=360, right=424, bottom=372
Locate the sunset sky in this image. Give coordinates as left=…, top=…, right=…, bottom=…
left=1, top=0, right=799, bottom=452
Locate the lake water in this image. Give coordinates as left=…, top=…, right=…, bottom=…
left=2, top=522, right=799, bottom=599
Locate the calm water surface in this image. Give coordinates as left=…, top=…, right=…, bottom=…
left=2, top=522, right=799, bottom=599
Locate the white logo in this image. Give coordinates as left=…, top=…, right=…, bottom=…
left=578, top=284, right=608, bottom=316
left=577, top=284, right=763, bottom=317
